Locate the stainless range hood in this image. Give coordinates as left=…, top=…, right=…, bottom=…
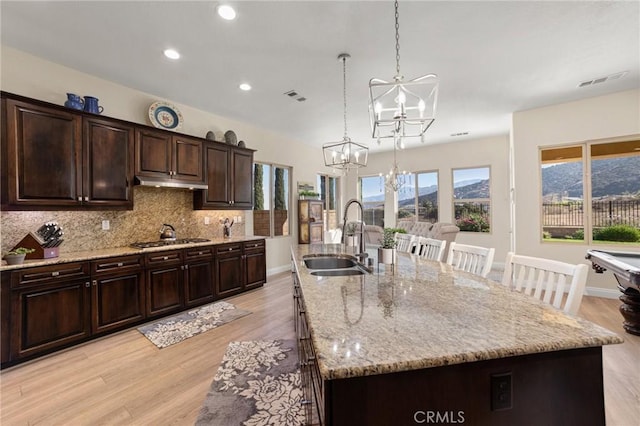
left=134, top=176, right=208, bottom=190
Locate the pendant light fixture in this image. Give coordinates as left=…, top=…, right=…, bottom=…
left=369, top=0, right=439, bottom=145
left=380, top=141, right=409, bottom=193
left=323, top=53, right=369, bottom=171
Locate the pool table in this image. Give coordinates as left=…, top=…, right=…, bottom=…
left=586, top=249, right=640, bottom=335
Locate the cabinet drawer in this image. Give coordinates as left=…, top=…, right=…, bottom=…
left=184, top=247, right=213, bottom=261
left=11, top=262, right=90, bottom=289
left=145, top=251, right=183, bottom=266
left=243, top=240, right=265, bottom=251
left=91, top=255, right=143, bottom=275
left=215, top=243, right=242, bottom=257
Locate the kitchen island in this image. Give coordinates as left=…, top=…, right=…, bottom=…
left=292, top=244, right=622, bottom=426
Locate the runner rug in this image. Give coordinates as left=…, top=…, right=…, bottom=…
left=195, top=339, right=304, bottom=425
left=137, top=301, right=251, bottom=349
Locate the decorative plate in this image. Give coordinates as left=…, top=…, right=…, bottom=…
left=148, top=101, right=183, bottom=131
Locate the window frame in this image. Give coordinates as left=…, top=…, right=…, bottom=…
left=252, top=161, right=292, bottom=238
left=359, top=174, right=385, bottom=228
left=452, top=166, right=492, bottom=233
left=317, top=174, right=340, bottom=231
left=397, top=170, right=440, bottom=223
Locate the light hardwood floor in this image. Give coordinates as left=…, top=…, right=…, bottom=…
left=1, top=272, right=638, bottom=425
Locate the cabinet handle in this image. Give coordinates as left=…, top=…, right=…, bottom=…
left=163, top=256, right=168, bottom=260
left=77, top=196, right=82, bottom=201
left=228, top=248, right=233, bottom=251
left=185, top=264, right=189, bottom=270
left=198, top=251, right=203, bottom=255
left=117, top=262, right=123, bottom=267
left=84, top=196, right=89, bottom=202
left=92, top=280, right=97, bottom=286
left=300, top=399, right=312, bottom=406
left=85, top=282, right=90, bottom=288
left=51, top=271, right=60, bottom=277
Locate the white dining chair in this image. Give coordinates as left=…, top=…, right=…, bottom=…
left=501, top=252, right=589, bottom=315
left=446, top=242, right=495, bottom=278
left=416, top=237, right=447, bottom=261
left=394, top=233, right=415, bottom=253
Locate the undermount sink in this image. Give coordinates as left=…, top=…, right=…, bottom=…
left=303, top=254, right=369, bottom=277
left=310, top=269, right=365, bottom=276
left=303, top=256, right=357, bottom=270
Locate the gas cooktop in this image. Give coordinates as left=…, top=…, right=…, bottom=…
left=130, top=238, right=211, bottom=249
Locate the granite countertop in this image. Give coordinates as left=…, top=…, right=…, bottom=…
left=0, top=236, right=264, bottom=271
left=292, top=244, right=623, bottom=381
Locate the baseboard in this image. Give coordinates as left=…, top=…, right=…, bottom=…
left=584, top=286, right=620, bottom=299
left=267, top=265, right=291, bottom=277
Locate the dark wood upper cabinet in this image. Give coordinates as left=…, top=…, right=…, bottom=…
left=135, top=128, right=204, bottom=183
left=83, top=117, right=134, bottom=208
left=194, top=143, right=254, bottom=210
left=3, top=97, right=83, bottom=208
left=1, top=93, right=134, bottom=210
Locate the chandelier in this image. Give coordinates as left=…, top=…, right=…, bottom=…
left=369, top=0, right=439, bottom=144
left=323, top=53, right=369, bottom=171
left=380, top=141, right=409, bottom=193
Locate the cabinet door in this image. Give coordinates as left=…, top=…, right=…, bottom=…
left=1, top=272, right=10, bottom=364
left=91, top=255, right=145, bottom=333
left=145, top=251, right=183, bottom=317
left=173, top=136, right=204, bottom=182
left=3, top=98, right=82, bottom=208
left=244, top=242, right=266, bottom=290
left=83, top=117, right=134, bottom=208
left=231, top=148, right=254, bottom=209
left=215, top=244, right=244, bottom=298
left=184, top=259, right=214, bottom=307
left=11, top=280, right=91, bottom=360
left=135, top=128, right=172, bottom=179
left=195, top=142, right=231, bottom=209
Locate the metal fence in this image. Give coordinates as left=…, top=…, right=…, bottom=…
left=542, top=200, right=640, bottom=227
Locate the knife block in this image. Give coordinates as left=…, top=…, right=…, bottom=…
left=12, top=233, right=59, bottom=259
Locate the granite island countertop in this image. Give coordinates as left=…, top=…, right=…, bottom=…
left=0, top=236, right=264, bottom=271
left=291, top=244, right=623, bottom=381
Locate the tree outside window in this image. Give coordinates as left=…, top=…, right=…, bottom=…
left=453, top=167, right=491, bottom=232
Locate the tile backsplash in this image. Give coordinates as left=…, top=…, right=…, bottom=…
left=0, top=186, right=246, bottom=254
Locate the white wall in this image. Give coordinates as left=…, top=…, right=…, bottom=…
left=513, top=89, right=640, bottom=294
left=0, top=46, right=327, bottom=275
left=345, top=135, right=512, bottom=263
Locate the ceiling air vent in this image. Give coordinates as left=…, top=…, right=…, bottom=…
left=450, top=132, right=469, bottom=137
left=578, top=71, right=628, bottom=88
left=284, top=90, right=307, bottom=102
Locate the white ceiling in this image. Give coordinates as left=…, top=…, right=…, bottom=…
left=1, top=1, right=639, bottom=153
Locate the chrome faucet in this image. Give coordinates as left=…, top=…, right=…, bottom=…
left=341, top=198, right=368, bottom=262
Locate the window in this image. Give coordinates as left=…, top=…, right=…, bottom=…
left=398, top=171, right=439, bottom=223
left=541, top=140, right=640, bottom=244
left=359, top=175, right=384, bottom=227
left=253, top=163, right=291, bottom=237
left=453, top=167, right=491, bottom=232
left=317, top=174, right=339, bottom=231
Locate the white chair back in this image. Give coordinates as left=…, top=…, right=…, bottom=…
left=416, top=237, right=447, bottom=261
left=446, top=242, right=495, bottom=278
left=394, top=233, right=415, bottom=253
left=501, top=252, right=588, bottom=315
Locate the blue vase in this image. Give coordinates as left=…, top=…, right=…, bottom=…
left=64, top=93, right=84, bottom=110
left=83, top=96, right=104, bottom=114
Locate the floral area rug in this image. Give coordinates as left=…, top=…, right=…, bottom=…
left=137, top=301, right=251, bottom=348
left=195, top=339, right=304, bottom=426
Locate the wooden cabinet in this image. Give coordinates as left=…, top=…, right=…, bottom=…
left=194, top=143, right=254, bottom=210
left=135, top=128, right=204, bottom=183
left=145, top=250, right=184, bottom=317
left=298, top=200, right=324, bottom=244
left=90, top=255, right=145, bottom=334
left=83, top=117, right=134, bottom=208
left=9, top=262, right=91, bottom=361
left=1, top=94, right=134, bottom=210
left=214, top=242, right=244, bottom=298
left=1, top=272, right=10, bottom=364
left=214, top=240, right=266, bottom=297
left=244, top=240, right=266, bottom=290
left=183, top=246, right=214, bottom=307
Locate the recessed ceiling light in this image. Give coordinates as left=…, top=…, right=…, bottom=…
left=163, top=49, right=180, bottom=60
left=217, top=4, right=236, bottom=20
left=239, top=83, right=251, bottom=91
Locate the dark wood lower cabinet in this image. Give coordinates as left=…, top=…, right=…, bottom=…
left=145, top=250, right=184, bottom=317
left=184, top=246, right=214, bottom=307
left=91, top=255, right=145, bottom=334
left=215, top=243, right=244, bottom=298
left=1, top=239, right=265, bottom=368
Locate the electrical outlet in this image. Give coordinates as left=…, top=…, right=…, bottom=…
left=102, top=220, right=110, bottom=231
left=204, top=216, right=210, bottom=225
left=490, top=372, right=512, bottom=411
left=236, top=215, right=242, bottom=223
